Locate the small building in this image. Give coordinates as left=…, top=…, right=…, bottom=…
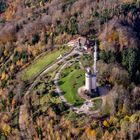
left=77, top=37, right=87, bottom=47
left=67, top=36, right=95, bottom=54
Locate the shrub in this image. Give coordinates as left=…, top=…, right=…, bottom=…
left=0, top=2, right=7, bottom=14
left=32, top=34, right=40, bottom=45
left=99, top=50, right=116, bottom=63
left=122, top=48, right=138, bottom=76
left=45, top=32, right=49, bottom=44
left=68, top=17, right=78, bottom=35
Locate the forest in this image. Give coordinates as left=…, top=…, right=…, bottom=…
left=0, top=0, right=140, bottom=139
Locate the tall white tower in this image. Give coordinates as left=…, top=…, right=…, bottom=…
left=85, top=41, right=97, bottom=92
left=93, top=41, right=97, bottom=74
left=85, top=68, right=92, bottom=92
left=91, top=42, right=97, bottom=91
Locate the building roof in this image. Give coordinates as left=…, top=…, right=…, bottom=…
left=67, top=36, right=95, bottom=49
left=78, top=36, right=87, bottom=46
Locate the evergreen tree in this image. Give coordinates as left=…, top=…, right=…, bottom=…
left=69, top=17, right=78, bottom=35
left=122, top=48, right=138, bottom=76
left=135, top=70, right=140, bottom=85
left=32, top=34, right=40, bottom=45
left=99, top=50, right=116, bottom=63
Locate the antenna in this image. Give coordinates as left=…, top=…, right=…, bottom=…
left=93, top=41, right=97, bottom=74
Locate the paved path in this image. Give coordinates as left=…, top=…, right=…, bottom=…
left=54, top=61, right=73, bottom=107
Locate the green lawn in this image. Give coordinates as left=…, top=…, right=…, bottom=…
left=22, top=47, right=69, bottom=81
left=60, top=65, right=85, bottom=105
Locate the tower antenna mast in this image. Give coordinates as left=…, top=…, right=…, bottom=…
left=93, top=41, right=97, bottom=74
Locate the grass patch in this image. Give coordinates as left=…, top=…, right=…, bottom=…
left=90, top=98, right=103, bottom=111
left=22, top=46, right=70, bottom=81
left=60, top=63, right=85, bottom=105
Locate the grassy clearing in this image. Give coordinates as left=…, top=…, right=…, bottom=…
left=22, top=46, right=70, bottom=81
left=60, top=63, right=85, bottom=105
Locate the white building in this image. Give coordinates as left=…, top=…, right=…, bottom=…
left=85, top=68, right=92, bottom=92
left=85, top=42, right=97, bottom=93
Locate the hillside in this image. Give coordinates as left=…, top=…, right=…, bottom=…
left=0, top=0, right=140, bottom=139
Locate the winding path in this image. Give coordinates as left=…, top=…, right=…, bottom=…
left=19, top=44, right=108, bottom=139
left=19, top=46, right=79, bottom=139
left=53, top=59, right=107, bottom=116
left=54, top=60, right=73, bottom=107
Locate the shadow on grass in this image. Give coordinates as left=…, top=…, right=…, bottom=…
left=61, top=91, right=66, bottom=96
left=73, top=99, right=84, bottom=107
left=58, top=81, right=65, bottom=85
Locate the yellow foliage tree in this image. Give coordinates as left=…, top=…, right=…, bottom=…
left=2, top=113, right=10, bottom=122
left=48, top=108, right=56, bottom=118
left=1, top=72, right=6, bottom=80
left=10, top=64, right=14, bottom=71
left=122, top=104, right=128, bottom=115
left=16, top=59, right=23, bottom=66
left=55, top=33, right=71, bottom=45
left=99, top=42, right=105, bottom=51
left=85, top=127, right=96, bottom=139
left=1, top=72, right=8, bottom=81
left=16, top=46, right=23, bottom=53
left=4, top=0, right=21, bottom=21
left=0, top=56, right=4, bottom=62
left=2, top=123, right=11, bottom=136
left=55, top=131, right=60, bottom=140
left=11, top=98, right=16, bottom=112
left=103, top=120, right=110, bottom=128
left=109, top=116, right=114, bottom=125
left=4, top=50, right=8, bottom=56
left=107, top=31, right=119, bottom=43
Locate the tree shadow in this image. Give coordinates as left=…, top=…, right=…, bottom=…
left=58, top=81, right=65, bottom=85
left=98, top=85, right=110, bottom=97
left=61, top=91, right=66, bottom=95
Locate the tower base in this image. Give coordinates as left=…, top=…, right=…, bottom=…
left=78, top=86, right=99, bottom=100
left=85, top=87, right=99, bottom=98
